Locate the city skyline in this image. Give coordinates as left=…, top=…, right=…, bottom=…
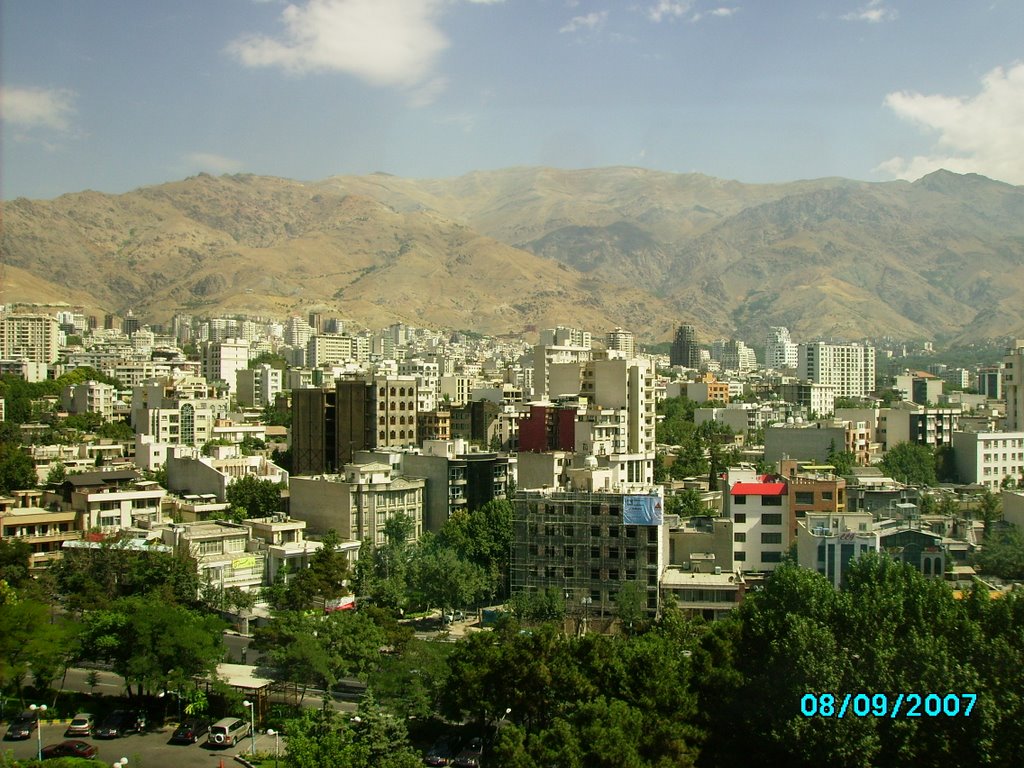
left=2, top=0, right=1023, bottom=200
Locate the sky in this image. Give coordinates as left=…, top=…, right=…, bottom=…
left=2, top=0, right=1023, bottom=200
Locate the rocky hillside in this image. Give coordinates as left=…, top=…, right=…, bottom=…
left=2, top=167, right=1023, bottom=343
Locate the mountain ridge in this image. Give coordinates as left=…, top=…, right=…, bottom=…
left=2, top=167, right=1023, bottom=344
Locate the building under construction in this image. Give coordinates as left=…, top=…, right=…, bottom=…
left=511, top=489, right=669, bottom=620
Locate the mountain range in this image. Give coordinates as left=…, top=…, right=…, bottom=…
left=2, top=166, right=1024, bottom=344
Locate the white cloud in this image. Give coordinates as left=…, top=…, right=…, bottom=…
left=228, top=0, right=449, bottom=89
left=647, top=1, right=692, bottom=23
left=184, top=153, right=245, bottom=173
left=0, top=86, right=76, bottom=131
left=692, top=6, right=739, bottom=22
left=877, top=62, right=1024, bottom=184
left=842, top=0, right=897, bottom=23
left=408, top=76, right=449, bottom=108
left=559, top=11, right=608, bottom=33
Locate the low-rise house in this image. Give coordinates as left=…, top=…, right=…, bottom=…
left=0, top=490, right=81, bottom=571
left=660, top=567, right=746, bottom=621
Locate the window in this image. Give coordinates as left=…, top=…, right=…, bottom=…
left=761, top=532, right=782, bottom=544
left=795, top=491, right=814, bottom=505
left=734, top=551, right=746, bottom=561
left=822, top=491, right=833, bottom=500
left=734, top=495, right=747, bottom=505
left=734, top=532, right=746, bottom=542
left=762, top=495, right=782, bottom=506
left=762, top=513, right=783, bottom=526
left=734, top=513, right=746, bottom=524
left=761, top=551, right=782, bottom=563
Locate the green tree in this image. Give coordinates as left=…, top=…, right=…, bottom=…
left=45, top=461, right=67, bottom=486
left=225, top=473, right=284, bottom=519
left=972, top=524, right=1024, bottom=579
left=283, top=701, right=421, bottom=768
left=827, top=439, right=856, bottom=475
left=0, top=442, right=35, bottom=494
left=879, top=442, right=937, bottom=485
left=976, top=489, right=1002, bottom=535
left=79, top=596, right=224, bottom=697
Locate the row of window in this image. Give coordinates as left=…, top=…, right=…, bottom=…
left=733, top=550, right=783, bottom=563
left=734, top=532, right=783, bottom=544
left=733, top=513, right=783, bottom=525
left=733, top=495, right=783, bottom=506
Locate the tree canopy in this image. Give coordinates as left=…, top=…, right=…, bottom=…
left=879, top=442, right=937, bottom=485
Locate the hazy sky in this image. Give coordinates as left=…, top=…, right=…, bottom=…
left=2, top=0, right=1022, bottom=199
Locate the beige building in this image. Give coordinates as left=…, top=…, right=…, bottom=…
left=289, top=462, right=425, bottom=546
left=1, top=313, right=60, bottom=364
left=159, top=521, right=266, bottom=596
left=0, top=490, right=81, bottom=571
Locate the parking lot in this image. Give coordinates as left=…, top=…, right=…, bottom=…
left=2, top=722, right=279, bottom=767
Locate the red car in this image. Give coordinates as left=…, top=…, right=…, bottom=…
left=41, top=740, right=98, bottom=759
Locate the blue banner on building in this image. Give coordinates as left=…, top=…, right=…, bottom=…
left=623, top=494, right=664, bottom=525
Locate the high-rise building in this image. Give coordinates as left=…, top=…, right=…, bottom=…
left=798, top=342, right=876, bottom=399
left=670, top=324, right=700, bottom=368
left=605, top=327, right=635, bottom=358
left=511, top=488, right=667, bottom=620
left=291, top=376, right=418, bottom=474
left=236, top=364, right=283, bottom=408
left=1004, top=341, right=1024, bottom=431
left=765, top=327, right=798, bottom=370
left=201, top=338, right=250, bottom=393
left=0, top=313, right=60, bottom=364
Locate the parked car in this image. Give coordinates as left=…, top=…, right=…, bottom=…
left=93, top=710, right=145, bottom=739
left=452, top=736, right=484, bottom=768
left=41, top=739, right=98, bottom=759
left=423, top=736, right=454, bottom=766
left=4, top=711, right=37, bottom=740
left=206, top=717, right=250, bottom=748
left=170, top=717, right=209, bottom=744
left=64, top=713, right=95, bottom=738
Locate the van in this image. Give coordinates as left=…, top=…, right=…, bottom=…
left=207, top=717, right=250, bottom=748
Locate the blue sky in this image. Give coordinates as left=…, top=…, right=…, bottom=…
left=2, top=0, right=1022, bottom=199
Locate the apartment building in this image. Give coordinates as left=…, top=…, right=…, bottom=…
left=54, top=470, right=166, bottom=532
left=0, top=313, right=60, bottom=364
left=952, top=430, right=1024, bottom=490
left=60, top=380, right=116, bottom=421
left=781, top=460, right=846, bottom=542
left=159, top=521, right=267, bottom=596
left=200, top=338, right=250, bottom=393
left=132, top=374, right=228, bottom=447
left=670, top=324, right=700, bottom=369
left=236, top=364, right=282, bottom=408
left=0, top=490, right=81, bottom=571
left=723, top=468, right=790, bottom=572
left=291, top=375, right=418, bottom=474
left=1004, top=340, right=1024, bottom=431
left=605, top=328, right=635, bottom=358
left=798, top=342, right=875, bottom=399
left=778, top=382, right=836, bottom=417
left=796, top=512, right=878, bottom=588
left=511, top=488, right=667, bottom=620
left=765, top=327, right=798, bottom=370
left=289, top=462, right=425, bottom=546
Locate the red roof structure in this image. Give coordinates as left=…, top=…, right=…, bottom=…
left=731, top=482, right=787, bottom=496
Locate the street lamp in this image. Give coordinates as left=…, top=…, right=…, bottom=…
left=113, top=758, right=128, bottom=768
left=266, top=728, right=280, bottom=768
left=29, top=704, right=46, bottom=762
left=243, top=700, right=256, bottom=756
left=159, top=689, right=182, bottom=723
left=581, top=596, right=593, bottom=635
